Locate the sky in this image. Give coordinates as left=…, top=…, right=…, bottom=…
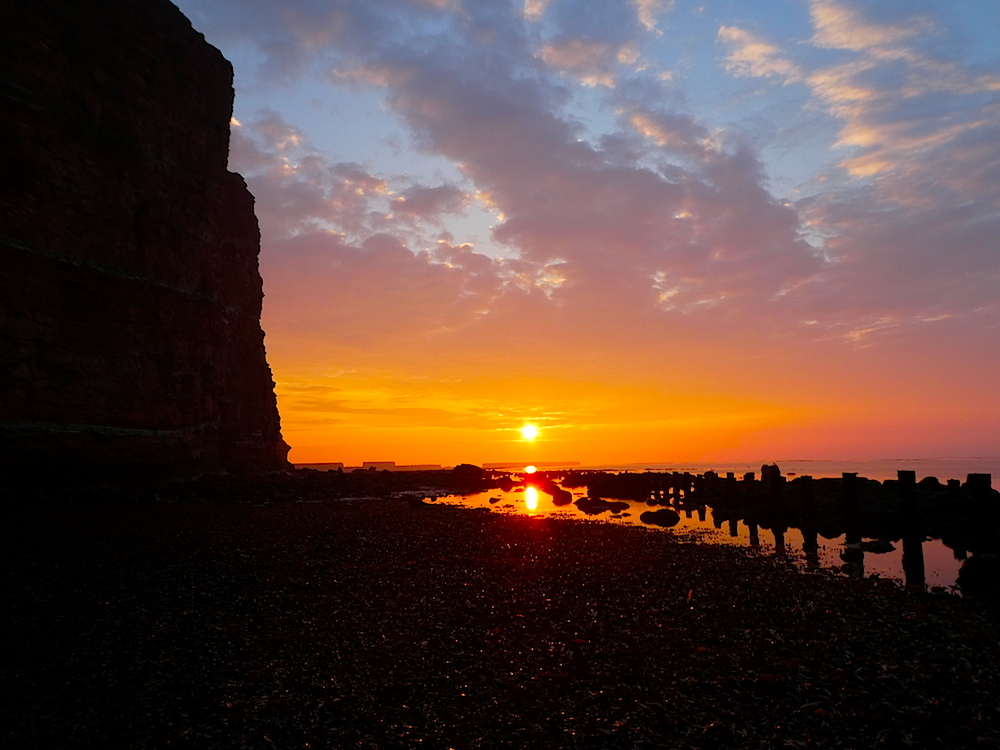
left=172, top=0, right=1000, bottom=467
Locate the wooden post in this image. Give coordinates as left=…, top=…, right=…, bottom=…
left=841, top=472, right=864, bottom=577
left=967, top=474, right=995, bottom=555
left=898, top=470, right=925, bottom=589
left=799, top=476, right=819, bottom=570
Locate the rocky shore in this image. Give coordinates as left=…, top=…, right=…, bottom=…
left=6, top=484, right=1000, bottom=748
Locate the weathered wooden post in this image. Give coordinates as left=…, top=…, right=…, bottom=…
left=799, top=476, right=819, bottom=570
left=841, top=472, right=864, bottom=577
left=701, top=471, right=717, bottom=505
left=898, top=470, right=925, bottom=589
left=958, top=475, right=999, bottom=595
left=762, top=464, right=788, bottom=557
left=967, top=474, right=995, bottom=556
left=968, top=474, right=994, bottom=515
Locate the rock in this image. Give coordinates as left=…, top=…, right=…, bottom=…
left=639, top=508, right=682, bottom=527
left=453, top=464, right=485, bottom=481
left=0, top=0, right=289, bottom=483
left=860, top=539, right=895, bottom=554
left=958, top=554, right=1000, bottom=596
left=551, top=492, right=573, bottom=507
left=575, top=497, right=629, bottom=515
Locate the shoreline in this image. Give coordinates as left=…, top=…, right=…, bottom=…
left=6, top=495, right=1000, bottom=748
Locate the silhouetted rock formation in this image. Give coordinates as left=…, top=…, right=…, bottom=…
left=0, top=0, right=290, bottom=482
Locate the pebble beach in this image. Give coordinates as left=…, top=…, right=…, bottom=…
left=6, top=491, right=1000, bottom=749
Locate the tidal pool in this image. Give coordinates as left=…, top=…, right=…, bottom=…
left=432, top=484, right=964, bottom=591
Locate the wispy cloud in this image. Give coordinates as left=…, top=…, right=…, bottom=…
left=717, top=25, right=803, bottom=83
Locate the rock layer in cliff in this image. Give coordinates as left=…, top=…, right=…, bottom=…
left=0, top=0, right=290, bottom=482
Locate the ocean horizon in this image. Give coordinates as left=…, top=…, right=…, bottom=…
left=297, top=456, right=1000, bottom=483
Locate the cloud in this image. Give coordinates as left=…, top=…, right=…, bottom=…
left=390, top=184, right=469, bottom=223
left=717, top=26, right=804, bottom=83
left=522, top=0, right=552, bottom=22
left=209, top=0, right=834, bottom=361
left=809, top=0, right=927, bottom=52
left=538, top=38, right=618, bottom=87
left=210, top=0, right=999, bottom=354
left=230, top=110, right=475, bottom=243
left=707, top=2, right=1000, bottom=340
left=634, top=0, right=672, bottom=35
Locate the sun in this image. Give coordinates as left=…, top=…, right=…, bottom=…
left=520, top=424, right=539, bottom=441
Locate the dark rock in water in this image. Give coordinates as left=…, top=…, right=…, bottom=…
left=958, top=554, right=1000, bottom=596
left=551, top=492, right=573, bottom=507
left=1, top=0, right=289, bottom=484
left=640, top=508, right=682, bottom=527
left=575, top=496, right=629, bottom=515
left=860, top=539, right=895, bottom=554
left=453, top=464, right=486, bottom=482
left=489, top=496, right=502, bottom=504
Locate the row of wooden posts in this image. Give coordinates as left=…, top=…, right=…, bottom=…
left=642, top=469, right=995, bottom=588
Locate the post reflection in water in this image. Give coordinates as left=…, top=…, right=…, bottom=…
left=524, top=486, right=539, bottom=512
left=773, top=527, right=788, bottom=559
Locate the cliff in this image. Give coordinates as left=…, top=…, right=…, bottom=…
left=0, top=0, right=291, bottom=482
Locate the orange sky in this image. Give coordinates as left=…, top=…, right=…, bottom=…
left=265, top=311, right=999, bottom=466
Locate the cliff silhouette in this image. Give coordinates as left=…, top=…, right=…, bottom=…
left=0, top=0, right=290, bottom=482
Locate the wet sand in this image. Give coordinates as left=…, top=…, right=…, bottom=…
left=6, top=496, right=1000, bottom=748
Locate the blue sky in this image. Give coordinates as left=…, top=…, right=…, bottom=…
left=171, top=0, right=1000, bottom=464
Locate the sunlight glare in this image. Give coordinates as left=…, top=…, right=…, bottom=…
left=525, top=465, right=537, bottom=474
left=525, top=485, right=539, bottom=511
left=521, top=424, right=539, bottom=440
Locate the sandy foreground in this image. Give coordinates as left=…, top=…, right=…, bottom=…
left=5, top=495, right=1000, bottom=749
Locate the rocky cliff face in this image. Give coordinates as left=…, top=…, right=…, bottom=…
left=0, top=0, right=290, bottom=481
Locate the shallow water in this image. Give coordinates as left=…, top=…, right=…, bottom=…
left=432, top=484, right=966, bottom=591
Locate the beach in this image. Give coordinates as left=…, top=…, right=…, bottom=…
left=6, top=488, right=1000, bottom=749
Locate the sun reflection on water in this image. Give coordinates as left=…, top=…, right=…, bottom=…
left=524, top=486, right=539, bottom=512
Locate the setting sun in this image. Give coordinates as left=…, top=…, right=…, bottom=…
left=524, top=465, right=537, bottom=474
left=521, top=424, right=539, bottom=441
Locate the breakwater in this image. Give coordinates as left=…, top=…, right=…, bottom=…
left=432, top=465, right=998, bottom=594
left=556, top=467, right=998, bottom=593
